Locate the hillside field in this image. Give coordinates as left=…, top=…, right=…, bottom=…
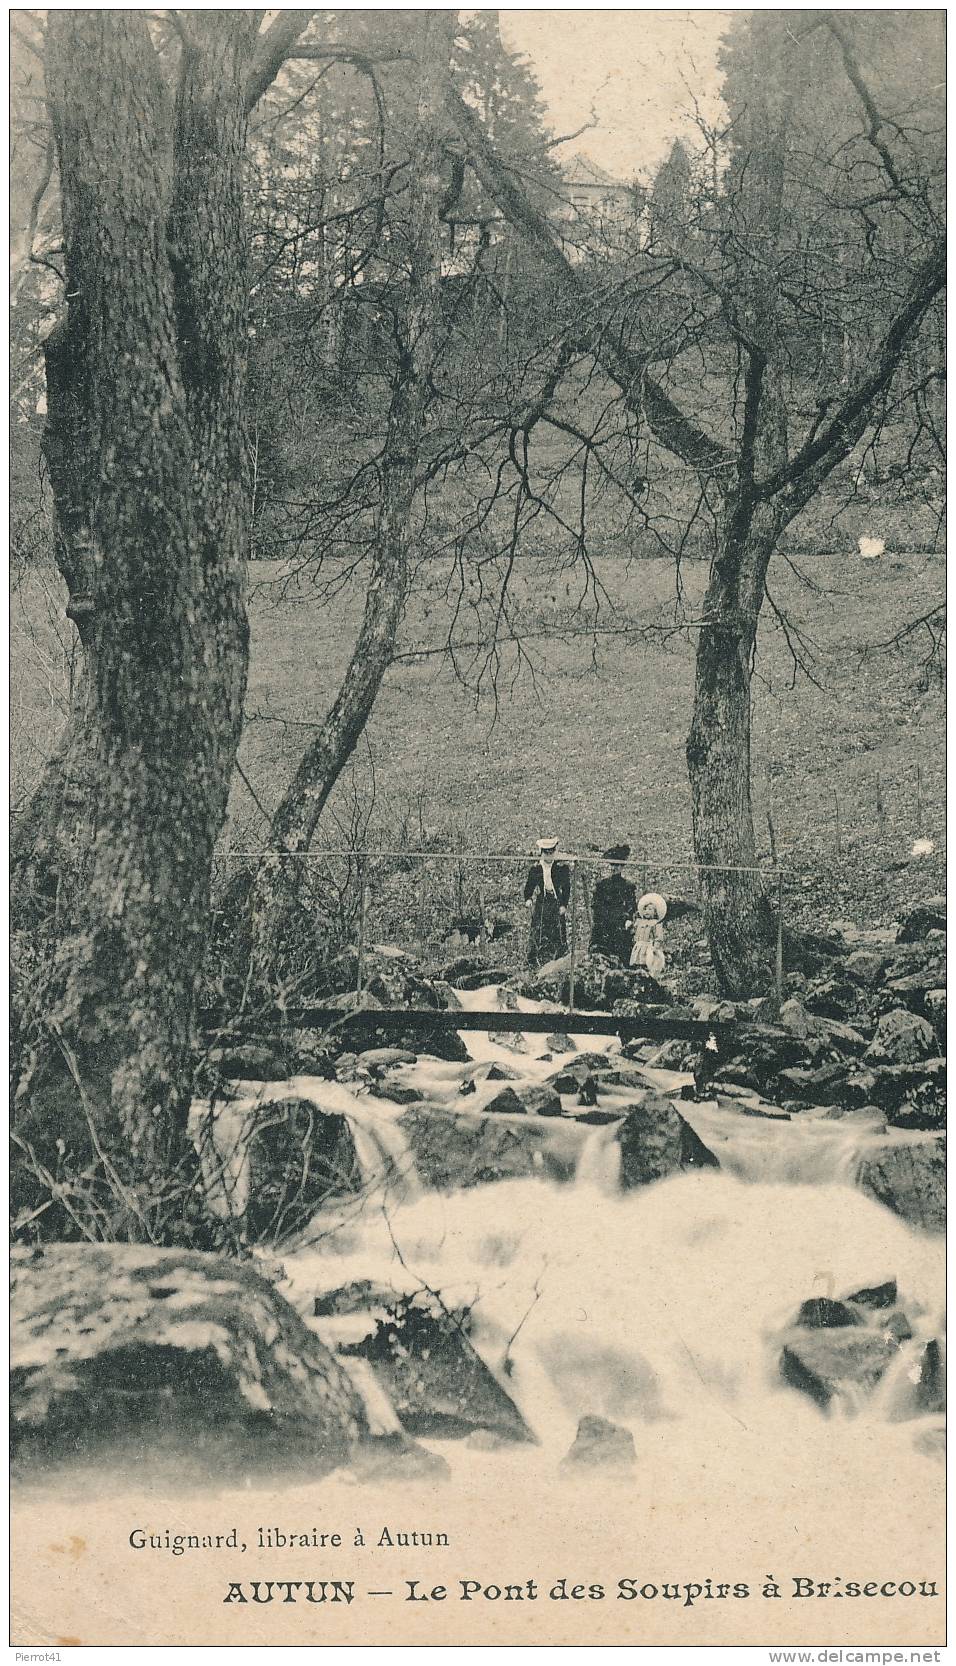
left=12, top=540, right=944, bottom=946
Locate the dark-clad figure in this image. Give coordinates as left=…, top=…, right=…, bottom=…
left=590, top=844, right=637, bottom=965
left=524, top=836, right=571, bottom=968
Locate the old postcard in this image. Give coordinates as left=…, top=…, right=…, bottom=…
left=10, top=5, right=945, bottom=1649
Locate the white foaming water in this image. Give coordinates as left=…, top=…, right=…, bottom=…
left=198, top=998, right=943, bottom=1474
left=284, top=1170, right=944, bottom=1462
left=178, top=1000, right=944, bottom=1537
left=191, top=1073, right=422, bottom=1220
left=679, top=1098, right=932, bottom=1187
left=452, top=983, right=622, bottom=1072
left=680, top=1098, right=870, bottom=1185
left=574, top=1122, right=624, bottom=1194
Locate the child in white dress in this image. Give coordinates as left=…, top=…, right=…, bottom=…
left=629, top=892, right=667, bottom=976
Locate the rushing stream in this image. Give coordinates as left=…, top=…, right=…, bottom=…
left=202, top=987, right=944, bottom=1481
left=16, top=986, right=942, bottom=1623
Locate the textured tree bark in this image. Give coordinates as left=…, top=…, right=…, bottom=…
left=17, top=13, right=258, bottom=1230
left=250, top=12, right=454, bottom=981
left=686, top=502, right=781, bottom=995
left=683, top=17, right=791, bottom=996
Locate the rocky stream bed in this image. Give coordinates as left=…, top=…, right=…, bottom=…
left=12, top=902, right=946, bottom=1497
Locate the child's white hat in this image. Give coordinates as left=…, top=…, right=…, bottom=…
left=637, top=892, right=667, bottom=921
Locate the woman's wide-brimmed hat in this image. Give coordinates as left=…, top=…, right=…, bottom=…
left=604, top=843, right=631, bottom=862
left=637, top=892, right=667, bottom=921
left=536, top=836, right=559, bottom=853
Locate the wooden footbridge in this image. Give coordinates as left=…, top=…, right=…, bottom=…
left=209, top=845, right=784, bottom=1046
left=204, top=1004, right=732, bottom=1049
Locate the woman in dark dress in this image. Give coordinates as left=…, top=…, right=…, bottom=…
left=524, top=837, right=571, bottom=968
left=590, top=844, right=637, bottom=964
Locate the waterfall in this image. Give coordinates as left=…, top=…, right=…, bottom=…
left=574, top=1124, right=623, bottom=1194
left=181, top=996, right=942, bottom=1563
left=189, top=1095, right=258, bottom=1222
left=189, top=1074, right=422, bottom=1226
left=340, top=1100, right=422, bottom=1203
left=679, top=1099, right=888, bottom=1186
left=282, top=1076, right=421, bottom=1203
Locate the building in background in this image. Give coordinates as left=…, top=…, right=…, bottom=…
left=441, top=152, right=644, bottom=276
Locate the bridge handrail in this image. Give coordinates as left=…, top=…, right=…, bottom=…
left=217, top=847, right=787, bottom=878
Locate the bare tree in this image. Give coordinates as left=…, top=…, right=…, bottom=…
left=232, top=11, right=457, bottom=986
left=439, top=10, right=944, bottom=992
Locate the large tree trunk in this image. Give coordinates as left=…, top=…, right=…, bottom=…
left=16, top=13, right=258, bottom=1235
left=685, top=18, right=791, bottom=997
left=686, top=503, right=781, bottom=996
left=249, top=12, right=454, bottom=985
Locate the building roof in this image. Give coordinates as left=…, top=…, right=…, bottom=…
left=562, top=154, right=625, bottom=189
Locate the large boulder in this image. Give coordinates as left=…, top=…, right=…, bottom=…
left=777, top=1056, right=945, bottom=1126
left=691, top=997, right=741, bottom=1023
left=780, top=1328, right=900, bottom=1410
left=341, top=1290, right=531, bottom=1443
left=561, top=1415, right=636, bottom=1470
left=765, top=1061, right=849, bottom=1106
left=800, top=1015, right=869, bottom=1055
left=369, top=1082, right=421, bottom=1107
left=864, top=1008, right=937, bottom=1065
left=546, top=1062, right=601, bottom=1103
left=888, top=935, right=946, bottom=982
left=897, top=898, right=946, bottom=943
left=803, top=975, right=867, bottom=1023
left=355, top=1047, right=419, bottom=1074
left=398, top=1103, right=586, bottom=1188
left=486, top=1028, right=532, bottom=1055
left=795, top=1297, right=863, bottom=1329
left=843, top=946, right=900, bottom=987
left=11, top=1244, right=367, bottom=1463
left=617, top=1093, right=718, bottom=1189
left=462, top=1060, right=519, bottom=1086
left=323, top=948, right=449, bottom=1010
left=778, top=997, right=815, bottom=1038
left=844, top=1278, right=897, bottom=1310
left=546, top=1031, right=577, bottom=1053
left=191, top=1093, right=359, bottom=1238
left=351, top=1018, right=472, bottom=1062
left=521, top=954, right=672, bottom=1012
left=857, top=1133, right=945, bottom=1231
left=710, top=1023, right=820, bottom=1096
left=599, top=1064, right=662, bottom=1093
left=485, top=1084, right=563, bottom=1118
left=865, top=1058, right=945, bottom=1128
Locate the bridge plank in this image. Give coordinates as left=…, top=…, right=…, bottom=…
left=203, top=1007, right=730, bottom=1043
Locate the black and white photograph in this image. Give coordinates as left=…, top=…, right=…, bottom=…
left=9, top=6, right=946, bottom=1649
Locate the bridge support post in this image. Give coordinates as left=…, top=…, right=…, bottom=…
left=774, top=869, right=784, bottom=1016
left=356, top=858, right=368, bottom=998
left=568, top=860, right=578, bottom=1014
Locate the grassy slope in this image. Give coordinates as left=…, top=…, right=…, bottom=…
left=235, top=546, right=944, bottom=930
left=12, top=542, right=944, bottom=937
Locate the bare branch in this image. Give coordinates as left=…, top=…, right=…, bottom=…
left=758, top=237, right=945, bottom=505
left=825, top=13, right=905, bottom=194
left=11, top=136, right=55, bottom=303
left=244, top=9, right=316, bottom=113
left=443, top=82, right=731, bottom=481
